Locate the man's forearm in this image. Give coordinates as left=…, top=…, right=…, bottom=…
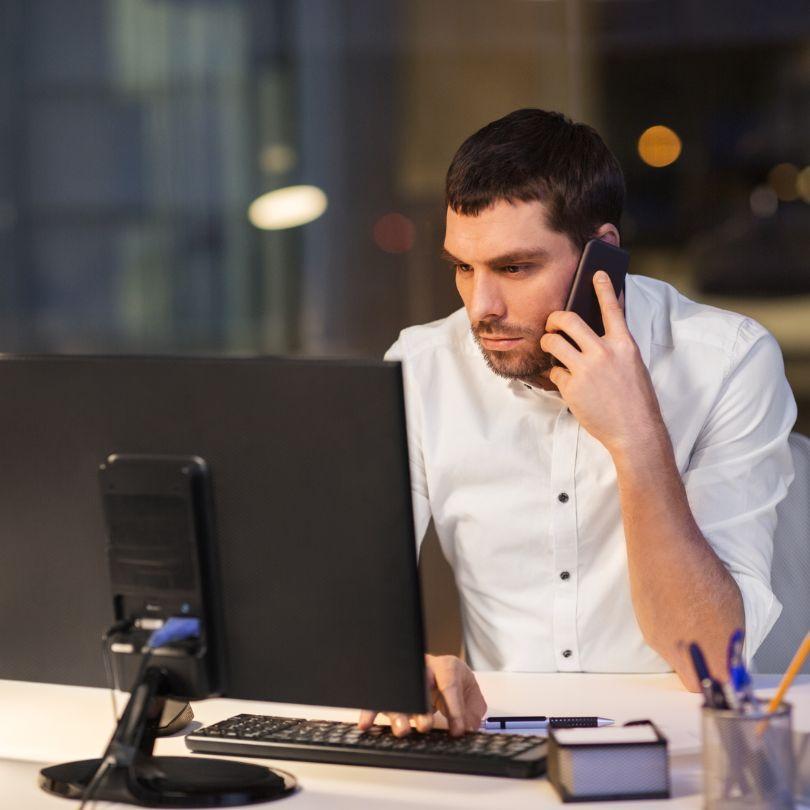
left=541, top=274, right=746, bottom=690
left=611, top=424, right=744, bottom=692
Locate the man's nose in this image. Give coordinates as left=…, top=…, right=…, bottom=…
left=468, top=271, right=506, bottom=324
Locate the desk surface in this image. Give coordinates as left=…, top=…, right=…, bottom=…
left=2, top=672, right=809, bottom=809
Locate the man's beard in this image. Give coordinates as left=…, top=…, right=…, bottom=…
left=471, top=323, right=555, bottom=382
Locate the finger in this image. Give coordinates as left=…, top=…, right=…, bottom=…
left=358, top=710, right=377, bottom=730
left=593, top=270, right=627, bottom=337
left=389, top=713, right=413, bottom=737
left=460, top=679, right=488, bottom=732
left=435, top=681, right=466, bottom=737
left=464, top=709, right=482, bottom=733
left=414, top=713, right=434, bottom=733
left=548, top=368, right=572, bottom=396
left=465, top=693, right=488, bottom=732
left=544, top=310, right=601, bottom=351
left=548, top=364, right=571, bottom=392
left=540, top=332, right=582, bottom=370
left=425, top=659, right=437, bottom=697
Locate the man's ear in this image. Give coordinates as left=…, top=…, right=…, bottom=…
left=593, top=223, right=620, bottom=247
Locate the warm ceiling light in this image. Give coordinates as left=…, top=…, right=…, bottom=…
left=637, top=125, right=682, bottom=168
left=767, top=163, right=799, bottom=202
left=797, top=166, right=810, bottom=204
left=248, top=185, right=328, bottom=230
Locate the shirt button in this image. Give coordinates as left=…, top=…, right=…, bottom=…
left=557, top=492, right=569, bottom=503
left=560, top=571, right=570, bottom=581
left=562, top=649, right=572, bottom=658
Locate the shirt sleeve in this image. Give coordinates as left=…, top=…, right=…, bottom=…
left=384, top=337, right=432, bottom=553
left=681, top=320, right=797, bottom=661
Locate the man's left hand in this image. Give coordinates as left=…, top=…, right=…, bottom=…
left=539, top=271, right=665, bottom=457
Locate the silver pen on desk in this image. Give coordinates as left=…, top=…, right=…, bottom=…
left=483, top=716, right=614, bottom=731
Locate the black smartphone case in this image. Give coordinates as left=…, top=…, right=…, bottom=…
left=564, top=239, right=628, bottom=335
left=551, top=240, right=629, bottom=365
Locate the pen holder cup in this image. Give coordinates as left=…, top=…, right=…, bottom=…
left=701, top=703, right=795, bottom=810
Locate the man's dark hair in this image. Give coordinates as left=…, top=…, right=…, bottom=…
left=445, top=109, right=625, bottom=250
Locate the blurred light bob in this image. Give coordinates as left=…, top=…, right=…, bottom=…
left=797, top=166, right=810, bottom=204
left=637, top=125, right=682, bottom=168
left=750, top=185, right=778, bottom=218
left=260, top=144, right=297, bottom=175
left=373, top=213, right=416, bottom=254
left=768, top=163, right=799, bottom=202
left=248, top=185, right=328, bottom=230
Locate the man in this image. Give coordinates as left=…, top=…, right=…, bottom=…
left=358, top=109, right=796, bottom=738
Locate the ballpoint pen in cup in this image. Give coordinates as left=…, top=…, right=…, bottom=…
left=727, top=628, right=759, bottom=713
left=690, top=637, right=772, bottom=804
left=688, top=642, right=729, bottom=710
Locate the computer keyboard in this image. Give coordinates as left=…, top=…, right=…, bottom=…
left=185, top=713, right=548, bottom=778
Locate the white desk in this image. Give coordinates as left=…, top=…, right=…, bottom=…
left=2, top=673, right=809, bottom=808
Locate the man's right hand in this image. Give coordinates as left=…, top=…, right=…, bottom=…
left=357, top=654, right=487, bottom=738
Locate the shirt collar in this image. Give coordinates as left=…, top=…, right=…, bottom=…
left=624, top=274, right=653, bottom=370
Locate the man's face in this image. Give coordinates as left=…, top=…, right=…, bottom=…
left=443, top=199, right=579, bottom=384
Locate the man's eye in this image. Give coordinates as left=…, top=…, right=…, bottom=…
left=454, top=264, right=472, bottom=273
left=503, top=265, right=526, bottom=274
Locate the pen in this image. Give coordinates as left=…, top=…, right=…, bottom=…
left=688, top=641, right=729, bottom=710
left=483, top=716, right=614, bottom=730
left=726, top=628, right=758, bottom=712
left=690, top=638, right=761, bottom=799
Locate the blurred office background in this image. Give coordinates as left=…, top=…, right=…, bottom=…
left=1, top=0, right=809, bottom=649
left=2, top=0, right=809, bottom=402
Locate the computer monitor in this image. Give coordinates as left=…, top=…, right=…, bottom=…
left=0, top=354, right=427, bottom=715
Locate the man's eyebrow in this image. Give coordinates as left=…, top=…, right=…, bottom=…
left=440, top=247, right=551, bottom=266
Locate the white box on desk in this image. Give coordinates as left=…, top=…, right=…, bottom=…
left=547, top=721, right=670, bottom=802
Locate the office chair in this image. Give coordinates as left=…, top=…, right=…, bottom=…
left=753, top=432, right=810, bottom=674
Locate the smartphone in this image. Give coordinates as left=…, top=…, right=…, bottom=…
left=551, top=238, right=629, bottom=364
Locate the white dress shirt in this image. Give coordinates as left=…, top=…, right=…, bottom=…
left=385, top=274, right=796, bottom=672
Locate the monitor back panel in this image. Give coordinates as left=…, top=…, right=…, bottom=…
left=0, top=356, right=426, bottom=713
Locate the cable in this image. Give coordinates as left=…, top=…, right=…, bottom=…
left=101, top=619, right=133, bottom=721
left=102, top=616, right=202, bottom=720
left=80, top=616, right=203, bottom=808
left=145, top=617, right=201, bottom=649
left=101, top=635, right=119, bottom=720
left=77, top=755, right=114, bottom=810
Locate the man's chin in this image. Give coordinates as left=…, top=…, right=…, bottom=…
left=480, top=347, right=550, bottom=381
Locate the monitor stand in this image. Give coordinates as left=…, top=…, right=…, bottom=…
left=39, top=666, right=296, bottom=806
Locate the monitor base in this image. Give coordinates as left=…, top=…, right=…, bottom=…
left=38, top=664, right=296, bottom=806
left=40, top=755, right=296, bottom=806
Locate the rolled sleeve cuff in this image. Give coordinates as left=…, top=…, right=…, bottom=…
left=732, top=571, right=782, bottom=663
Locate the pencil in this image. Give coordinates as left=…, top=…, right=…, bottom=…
left=765, top=632, right=810, bottom=715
